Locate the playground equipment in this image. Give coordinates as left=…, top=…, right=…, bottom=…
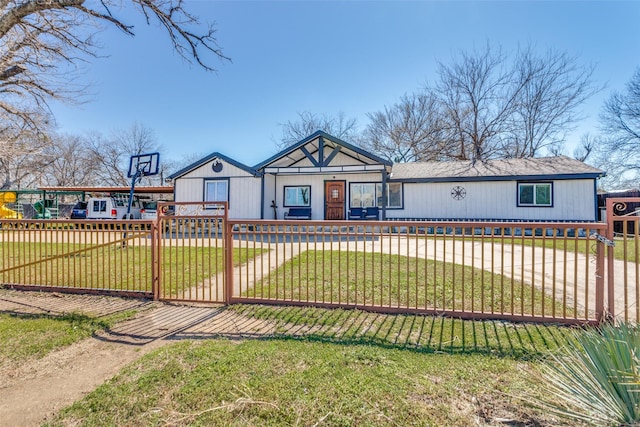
left=0, top=192, right=22, bottom=219
left=33, top=199, right=52, bottom=219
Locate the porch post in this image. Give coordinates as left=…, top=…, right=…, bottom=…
left=381, top=170, right=387, bottom=220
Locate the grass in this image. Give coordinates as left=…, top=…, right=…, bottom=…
left=44, top=339, right=566, bottom=427
left=0, top=242, right=264, bottom=295
left=1, top=293, right=581, bottom=426
left=230, top=304, right=572, bottom=358
left=0, top=309, right=135, bottom=362
left=251, top=250, right=573, bottom=318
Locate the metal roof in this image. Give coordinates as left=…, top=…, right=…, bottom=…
left=38, top=186, right=174, bottom=194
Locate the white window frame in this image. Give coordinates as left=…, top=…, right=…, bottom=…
left=204, top=179, right=229, bottom=208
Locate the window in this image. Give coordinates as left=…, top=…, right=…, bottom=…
left=92, top=200, right=106, bottom=212
left=284, top=186, right=311, bottom=207
left=205, top=180, right=228, bottom=207
left=350, top=183, right=376, bottom=208
left=350, top=182, right=403, bottom=209
left=377, top=183, right=403, bottom=209
left=518, top=182, right=552, bottom=207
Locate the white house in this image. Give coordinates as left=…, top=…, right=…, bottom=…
left=168, top=131, right=605, bottom=222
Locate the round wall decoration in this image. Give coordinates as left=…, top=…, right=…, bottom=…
left=451, top=186, right=466, bottom=200
left=212, top=160, right=223, bottom=173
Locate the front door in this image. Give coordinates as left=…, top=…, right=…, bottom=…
left=325, top=181, right=345, bottom=220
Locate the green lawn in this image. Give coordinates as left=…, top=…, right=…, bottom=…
left=1, top=296, right=580, bottom=426
left=0, top=242, right=265, bottom=295
left=0, top=310, right=135, bottom=362
left=251, top=250, right=573, bottom=318
left=42, top=298, right=583, bottom=426
left=44, top=338, right=567, bottom=427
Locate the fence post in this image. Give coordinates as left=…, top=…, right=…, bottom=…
left=224, top=213, right=234, bottom=305
left=595, top=239, right=605, bottom=323
left=152, top=220, right=160, bottom=301
left=605, top=198, right=616, bottom=319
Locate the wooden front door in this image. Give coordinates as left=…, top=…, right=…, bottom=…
left=324, top=181, right=345, bottom=220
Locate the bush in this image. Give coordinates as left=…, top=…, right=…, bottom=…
left=534, top=322, right=639, bottom=426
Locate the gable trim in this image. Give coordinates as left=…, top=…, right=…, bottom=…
left=254, top=130, right=393, bottom=170
left=168, top=152, right=261, bottom=180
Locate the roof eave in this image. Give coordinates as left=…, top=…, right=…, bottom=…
left=390, top=172, right=605, bottom=183
left=168, top=152, right=261, bottom=180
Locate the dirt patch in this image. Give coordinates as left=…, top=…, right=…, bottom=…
left=0, top=290, right=277, bottom=426
left=0, top=335, right=168, bottom=426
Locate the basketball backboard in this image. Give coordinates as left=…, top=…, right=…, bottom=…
left=128, top=152, right=160, bottom=178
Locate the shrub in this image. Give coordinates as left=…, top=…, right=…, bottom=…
left=534, top=322, right=639, bottom=426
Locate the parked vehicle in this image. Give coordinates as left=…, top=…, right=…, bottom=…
left=70, top=201, right=88, bottom=219
left=140, top=200, right=158, bottom=220
left=86, top=195, right=142, bottom=220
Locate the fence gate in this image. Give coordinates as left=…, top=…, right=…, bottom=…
left=606, top=197, right=640, bottom=323
left=156, top=202, right=229, bottom=304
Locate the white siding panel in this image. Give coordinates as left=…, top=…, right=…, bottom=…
left=174, top=178, right=204, bottom=203
left=179, top=159, right=254, bottom=179
left=174, top=176, right=261, bottom=219
left=229, top=177, right=262, bottom=219
left=386, top=179, right=596, bottom=221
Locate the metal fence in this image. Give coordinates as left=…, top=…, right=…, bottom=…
left=4, top=200, right=640, bottom=325
left=155, top=202, right=227, bottom=303
left=606, top=197, right=640, bottom=323
left=227, top=220, right=607, bottom=325
left=0, top=219, right=155, bottom=296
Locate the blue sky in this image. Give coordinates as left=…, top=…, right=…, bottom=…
left=50, top=1, right=640, bottom=167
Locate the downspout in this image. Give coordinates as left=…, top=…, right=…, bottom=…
left=594, top=177, right=599, bottom=222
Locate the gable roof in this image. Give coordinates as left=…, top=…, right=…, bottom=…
left=390, top=156, right=605, bottom=182
left=254, top=130, right=393, bottom=170
left=168, top=152, right=260, bottom=180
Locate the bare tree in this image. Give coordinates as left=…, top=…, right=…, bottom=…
left=0, top=125, right=52, bottom=189
left=596, top=68, right=640, bottom=187
left=434, top=43, right=596, bottom=162
left=436, top=44, right=520, bottom=161
left=39, top=133, right=98, bottom=187
left=0, top=0, right=228, bottom=135
left=503, top=46, right=597, bottom=158
left=88, top=122, right=161, bottom=186
left=572, top=133, right=596, bottom=163
left=277, top=111, right=359, bottom=148
left=362, top=92, right=448, bottom=162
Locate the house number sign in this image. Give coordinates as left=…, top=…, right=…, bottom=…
left=451, top=186, right=466, bottom=200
